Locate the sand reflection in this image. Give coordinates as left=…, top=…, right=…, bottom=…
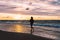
left=14, top=24, right=26, bottom=32
left=0, top=24, right=30, bottom=33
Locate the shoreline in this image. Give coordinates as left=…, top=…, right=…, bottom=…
left=0, top=23, right=59, bottom=40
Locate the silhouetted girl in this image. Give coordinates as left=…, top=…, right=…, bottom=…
left=30, top=17, right=34, bottom=34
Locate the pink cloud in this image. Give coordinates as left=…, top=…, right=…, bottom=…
left=0, top=0, right=60, bottom=16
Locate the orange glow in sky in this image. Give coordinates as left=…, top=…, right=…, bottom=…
left=0, top=13, right=60, bottom=20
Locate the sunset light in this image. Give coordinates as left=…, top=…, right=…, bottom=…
left=0, top=0, right=60, bottom=20
left=0, top=13, right=60, bottom=20
left=0, top=0, right=60, bottom=40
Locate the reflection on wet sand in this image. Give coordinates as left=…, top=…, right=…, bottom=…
left=14, top=25, right=24, bottom=32
left=0, top=23, right=59, bottom=39
left=13, top=24, right=30, bottom=33
left=0, top=24, right=31, bottom=33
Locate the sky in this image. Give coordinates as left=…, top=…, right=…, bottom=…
left=0, top=0, right=60, bottom=20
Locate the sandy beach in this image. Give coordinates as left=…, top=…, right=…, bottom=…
left=0, top=30, right=53, bottom=40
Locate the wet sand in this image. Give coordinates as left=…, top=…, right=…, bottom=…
left=0, top=30, right=53, bottom=40
left=0, top=23, right=59, bottom=40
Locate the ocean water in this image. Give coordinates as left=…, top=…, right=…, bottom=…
left=0, top=20, right=60, bottom=40
left=21, top=20, right=60, bottom=40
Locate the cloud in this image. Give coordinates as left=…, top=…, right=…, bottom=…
left=48, top=0, right=60, bottom=6
left=0, top=0, right=60, bottom=16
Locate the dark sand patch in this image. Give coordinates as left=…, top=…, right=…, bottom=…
left=0, top=30, right=54, bottom=40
